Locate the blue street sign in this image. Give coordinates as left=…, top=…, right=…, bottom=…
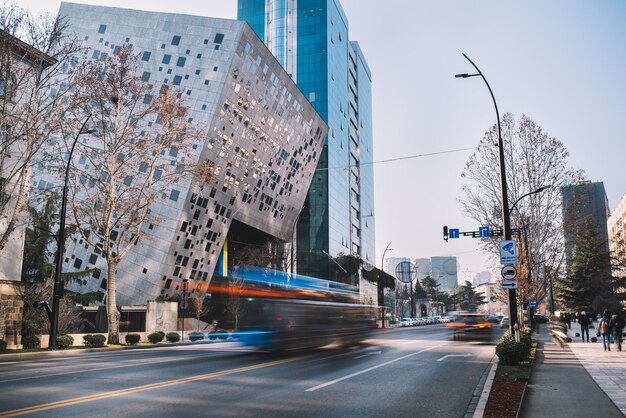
left=479, top=226, right=490, bottom=238
left=529, top=300, right=537, bottom=309
left=449, top=228, right=460, bottom=239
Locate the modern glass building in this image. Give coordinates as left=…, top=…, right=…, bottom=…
left=238, top=0, right=375, bottom=282
left=561, top=181, right=611, bottom=269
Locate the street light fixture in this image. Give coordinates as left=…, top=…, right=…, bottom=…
left=379, top=242, right=393, bottom=328
left=49, top=114, right=94, bottom=350
left=455, top=53, right=517, bottom=332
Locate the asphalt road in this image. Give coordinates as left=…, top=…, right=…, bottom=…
left=0, top=325, right=503, bottom=418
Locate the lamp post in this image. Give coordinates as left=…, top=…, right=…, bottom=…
left=49, top=114, right=93, bottom=350
left=378, top=242, right=393, bottom=328
left=456, top=53, right=518, bottom=331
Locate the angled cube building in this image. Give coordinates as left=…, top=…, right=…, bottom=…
left=37, top=3, right=326, bottom=305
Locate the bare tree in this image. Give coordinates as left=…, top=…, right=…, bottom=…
left=62, top=44, right=212, bottom=344
left=224, top=277, right=246, bottom=331
left=0, top=4, right=83, bottom=255
left=459, top=113, right=584, bottom=306
left=189, top=290, right=210, bottom=332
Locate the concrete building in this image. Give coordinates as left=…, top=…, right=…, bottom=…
left=608, top=192, right=626, bottom=277
left=238, top=0, right=376, bottom=282
left=431, top=256, right=458, bottom=292
left=36, top=3, right=327, bottom=305
left=475, top=282, right=507, bottom=316
left=561, top=181, right=610, bottom=270
left=0, top=29, right=56, bottom=348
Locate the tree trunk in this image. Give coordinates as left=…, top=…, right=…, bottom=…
left=107, top=260, right=120, bottom=344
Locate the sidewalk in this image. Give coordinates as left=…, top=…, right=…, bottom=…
left=519, top=324, right=624, bottom=418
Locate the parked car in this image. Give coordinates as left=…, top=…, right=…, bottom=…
left=401, top=318, right=413, bottom=327
left=500, top=316, right=510, bottom=328
left=445, top=312, right=494, bottom=340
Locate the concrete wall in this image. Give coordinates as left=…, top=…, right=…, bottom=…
left=0, top=280, right=24, bottom=349
left=145, top=301, right=178, bottom=334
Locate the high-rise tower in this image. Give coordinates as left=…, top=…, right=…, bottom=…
left=238, top=0, right=375, bottom=282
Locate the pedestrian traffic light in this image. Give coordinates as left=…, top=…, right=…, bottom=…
left=443, top=226, right=449, bottom=242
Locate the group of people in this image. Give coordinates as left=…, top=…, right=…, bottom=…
left=574, top=310, right=625, bottom=351
left=598, top=310, right=625, bottom=352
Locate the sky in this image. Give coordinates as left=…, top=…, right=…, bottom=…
left=16, top=0, right=626, bottom=283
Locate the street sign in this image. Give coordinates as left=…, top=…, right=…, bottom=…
left=499, top=240, right=517, bottom=264
left=501, top=264, right=517, bottom=280
left=449, top=228, right=460, bottom=239
left=479, top=226, right=490, bottom=238
left=529, top=300, right=537, bottom=309
left=502, top=280, right=518, bottom=289
left=395, top=261, right=415, bottom=283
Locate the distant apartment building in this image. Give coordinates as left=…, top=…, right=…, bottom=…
left=238, top=0, right=376, bottom=282
left=561, top=181, right=610, bottom=270
left=472, top=271, right=493, bottom=287
left=475, top=282, right=507, bottom=316
left=36, top=3, right=327, bottom=305
left=414, top=258, right=431, bottom=281
left=608, top=192, right=626, bottom=276
left=431, top=256, right=458, bottom=292
left=0, top=29, right=55, bottom=348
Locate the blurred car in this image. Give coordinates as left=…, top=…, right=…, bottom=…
left=400, top=318, right=413, bottom=327
left=486, top=315, right=503, bottom=324
left=500, top=316, right=510, bottom=328
left=534, top=314, right=549, bottom=324
left=445, top=312, right=494, bottom=340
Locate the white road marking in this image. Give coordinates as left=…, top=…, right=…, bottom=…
left=436, top=353, right=472, bottom=362
left=353, top=351, right=381, bottom=359
left=305, top=344, right=443, bottom=392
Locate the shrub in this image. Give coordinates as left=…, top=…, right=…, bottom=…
left=0, top=339, right=7, bottom=353
left=83, top=334, right=106, bottom=347
left=125, top=334, right=141, bottom=345
left=495, top=331, right=532, bottom=365
left=21, top=335, right=40, bottom=349
left=188, top=332, right=204, bottom=341
left=57, top=334, right=74, bottom=349
left=166, top=332, right=181, bottom=343
left=147, top=332, right=165, bottom=344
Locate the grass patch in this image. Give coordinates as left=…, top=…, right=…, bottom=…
left=495, top=340, right=538, bottom=381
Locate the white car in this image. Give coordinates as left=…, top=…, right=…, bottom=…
left=500, top=316, right=510, bottom=328
left=401, top=318, right=413, bottom=327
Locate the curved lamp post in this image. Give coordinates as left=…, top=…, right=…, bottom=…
left=456, top=53, right=518, bottom=331
left=49, top=114, right=93, bottom=349
left=378, top=242, right=393, bottom=328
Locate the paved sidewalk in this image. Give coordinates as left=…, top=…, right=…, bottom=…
left=519, top=324, right=623, bottom=418
left=566, top=322, right=626, bottom=415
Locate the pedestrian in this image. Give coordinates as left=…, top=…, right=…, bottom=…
left=598, top=310, right=612, bottom=351
left=609, top=312, right=625, bottom=352
left=578, top=311, right=590, bottom=342
left=565, top=312, right=572, bottom=329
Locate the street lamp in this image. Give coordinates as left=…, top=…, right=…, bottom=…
left=49, top=114, right=93, bottom=350
left=379, top=242, right=393, bottom=328
left=455, top=53, right=517, bottom=332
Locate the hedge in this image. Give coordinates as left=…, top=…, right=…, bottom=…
left=57, top=334, right=74, bottom=349
left=166, top=332, right=181, bottom=343
left=83, top=334, right=107, bottom=347
left=125, top=334, right=141, bottom=345
left=495, top=330, right=533, bottom=365
left=147, top=332, right=165, bottom=344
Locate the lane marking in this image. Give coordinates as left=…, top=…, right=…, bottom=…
left=436, top=353, right=472, bottom=362
left=354, top=351, right=381, bottom=359
left=0, top=357, right=300, bottom=417
left=305, top=344, right=443, bottom=392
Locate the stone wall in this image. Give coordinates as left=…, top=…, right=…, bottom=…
left=0, top=280, right=24, bottom=349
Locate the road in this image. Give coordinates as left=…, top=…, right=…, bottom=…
left=0, top=324, right=503, bottom=418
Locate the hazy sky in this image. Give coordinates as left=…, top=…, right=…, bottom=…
left=17, top=0, right=626, bottom=281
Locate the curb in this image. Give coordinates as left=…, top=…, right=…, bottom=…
left=472, top=355, right=499, bottom=418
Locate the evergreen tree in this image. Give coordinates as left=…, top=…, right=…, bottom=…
left=455, top=281, right=487, bottom=312
left=21, top=197, right=57, bottom=283
left=557, top=219, right=615, bottom=313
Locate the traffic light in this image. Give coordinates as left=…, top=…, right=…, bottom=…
left=443, top=226, right=449, bottom=242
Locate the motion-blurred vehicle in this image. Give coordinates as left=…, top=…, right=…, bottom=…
left=445, top=312, right=494, bottom=341
left=534, top=314, right=549, bottom=324
left=486, top=315, right=503, bottom=324
left=500, top=316, right=510, bottom=328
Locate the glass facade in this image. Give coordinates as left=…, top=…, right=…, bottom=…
left=238, top=0, right=375, bottom=281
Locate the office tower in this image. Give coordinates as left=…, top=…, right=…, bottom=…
left=608, top=192, right=626, bottom=276
left=238, top=0, right=375, bottom=282
left=35, top=3, right=326, bottom=305
left=430, top=256, right=458, bottom=292
left=561, top=181, right=610, bottom=269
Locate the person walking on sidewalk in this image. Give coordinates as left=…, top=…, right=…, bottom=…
left=598, top=310, right=612, bottom=351
left=578, top=311, right=590, bottom=342
left=609, top=312, right=625, bottom=352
